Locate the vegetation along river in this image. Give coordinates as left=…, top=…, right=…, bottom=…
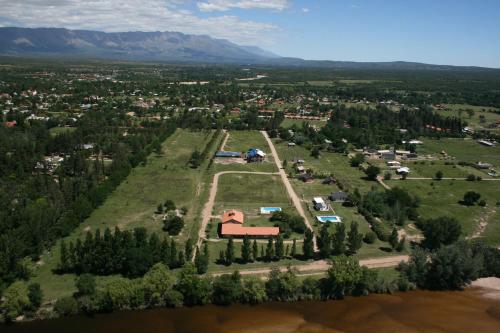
left=1, top=288, right=500, bottom=333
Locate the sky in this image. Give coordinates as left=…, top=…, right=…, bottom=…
left=1, top=0, right=500, bottom=67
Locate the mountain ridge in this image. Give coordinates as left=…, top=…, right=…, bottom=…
left=1, top=27, right=499, bottom=71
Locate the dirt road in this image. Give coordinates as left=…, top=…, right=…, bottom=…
left=212, top=255, right=409, bottom=276
left=261, top=131, right=318, bottom=251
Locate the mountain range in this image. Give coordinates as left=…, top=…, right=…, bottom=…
left=0, top=27, right=497, bottom=71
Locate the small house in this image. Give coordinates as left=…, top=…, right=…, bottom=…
left=475, top=162, right=493, bottom=170
left=322, top=176, right=336, bottom=185
left=313, top=197, right=328, bottom=211
left=396, top=167, right=410, bottom=175
left=330, top=191, right=348, bottom=202
left=215, top=151, right=242, bottom=158
left=299, top=173, right=314, bottom=183
left=288, top=142, right=296, bottom=147
left=296, top=165, right=306, bottom=174
left=220, top=210, right=279, bottom=238
left=247, top=148, right=266, bottom=162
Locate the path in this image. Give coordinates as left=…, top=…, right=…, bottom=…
left=212, top=255, right=409, bottom=277
left=404, top=177, right=500, bottom=181
left=261, top=131, right=318, bottom=251
left=376, top=175, right=392, bottom=190
left=468, top=206, right=498, bottom=239
left=194, top=170, right=279, bottom=258
left=219, top=130, right=230, bottom=151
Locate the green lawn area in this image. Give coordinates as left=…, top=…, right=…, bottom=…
left=386, top=179, right=499, bottom=241
left=49, top=126, right=76, bottom=136
left=280, top=118, right=327, bottom=129
left=372, top=159, right=486, bottom=179
left=418, top=138, right=500, bottom=169
left=273, top=139, right=380, bottom=193
left=29, top=129, right=220, bottom=301
left=435, top=104, right=500, bottom=132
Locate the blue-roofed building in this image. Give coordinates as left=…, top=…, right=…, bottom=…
left=246, top=148, right=266, bottom=162
left=215, top=151, right=242, bottom=158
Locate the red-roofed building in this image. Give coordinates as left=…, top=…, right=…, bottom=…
left=220, top=210, right=279, bottom=238
left=4, top=120, right=17, bottom=128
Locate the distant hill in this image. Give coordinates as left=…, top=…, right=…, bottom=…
left=0, top=27, right=498, bottom=71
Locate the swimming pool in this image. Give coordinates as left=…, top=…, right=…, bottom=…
left=316, top=215, right=342, bottom=223
left=260, top=207, right=282, bottom=215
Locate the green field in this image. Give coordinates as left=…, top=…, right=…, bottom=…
left=280, top=118, right=327, bottom=129
left=434, top=104, right=500, bottom=132
left=418, top=138, right=500, bottom=169
left=49, top=126, right=76, bottom=136
left=29, top=129, right=220, bottom=301
left=386, top=179, right=499, bottom=241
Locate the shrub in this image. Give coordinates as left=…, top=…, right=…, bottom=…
left=54, top=297, right=79, bottom=316
left=363, top=231, right=377, bottom=244
left=478, top=200, right=486, bottom=207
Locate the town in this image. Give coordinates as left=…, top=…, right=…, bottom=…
left=1, top=59, right=500, bottom=323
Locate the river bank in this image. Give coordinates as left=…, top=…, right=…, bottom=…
left=2, top=288, right=499, bottom=333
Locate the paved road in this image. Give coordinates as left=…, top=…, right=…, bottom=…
left=261, top=131, right=318, bottom=251
left=194, top=170, right=279, bottom=258
left=212, top=255, right=409, bottom=277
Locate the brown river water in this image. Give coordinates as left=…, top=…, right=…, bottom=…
left=1, top=289, right=500, bottom=333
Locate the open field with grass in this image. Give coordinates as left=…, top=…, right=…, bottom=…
left=417, top=138, right=500, bottom=169
left=49, top=126, right=76, bottom=136
left=386, top=179, right=499, bottom=241
left=29, top=129, right=221, bottom=301
left=280, top=118, right=327, bottom=129
left=434, top=104, right=500, bottom=132
left=272, top=139, right=381, bottom=192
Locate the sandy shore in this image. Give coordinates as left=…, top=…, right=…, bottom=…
left=471, top=277, right=500, bottom=299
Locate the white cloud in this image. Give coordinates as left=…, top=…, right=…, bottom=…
left=0, top=0, right=279, bottom=45
left=302, top=7, right=309, bottom=13
left=197, top=0, right=289, bottom=12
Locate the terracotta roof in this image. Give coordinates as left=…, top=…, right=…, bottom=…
left=221, top=224, right=279, bottom=237
left=221, top=210, right=244, bottom=224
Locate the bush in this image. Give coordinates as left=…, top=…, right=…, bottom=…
left=384, top=172, right=392, bottom=180
left=163, top=215, right=184, bottom=235
left=478, top=200, right=486, bottom=207
left=466, top=174, right=476, bottom=181
left=54, top=297, right=79, bottom=316
left=363, top=231, right=377, bottom=244
left=462, top=191, right=481, bottom=206
left=76, top=274, right=96, bottom=296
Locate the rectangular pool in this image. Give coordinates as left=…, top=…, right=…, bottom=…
left=260, top=207, right=282, bottom=215
left=316, top=215, right=342, bottom=223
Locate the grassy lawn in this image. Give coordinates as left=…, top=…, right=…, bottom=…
left=49, top=126, right=76, bottom=136
left=372, top=159, right=486, bottom=179
left=386, top=179, right=499, bottom=241
left=29, top=129, right=220, bottom=301
left=435, top=104, right=500, bottom=132
left=418, top=138, right=500, bottom=169
left=273, top=139, right=380, bottom=193
left=280, top=118, right=327, bottom=129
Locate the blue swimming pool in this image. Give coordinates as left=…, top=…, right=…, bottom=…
left=260, top=207, right=282, bottom=215
left=316, top=215, right=342, bottom=223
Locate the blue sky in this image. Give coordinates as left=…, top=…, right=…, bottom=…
left=1, top=0, right=499, bottom=67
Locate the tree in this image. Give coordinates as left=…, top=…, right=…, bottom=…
left=318, top=224, right=331, bottom=258
left=265, top=267, right=301, bottom=301
left=265, top=238, right=275, bottom=261
left=324, top=255, right=364, bottom=299
left=350, top=153, right=365, bottom=167
left=252, top=239, right=259, bottom=262
left=389, top=227, right=399, bottom=250
left=422, top=216, right=461, bottom=250
left=426, top=242, right=481, bottom=290
left=27, top=283, right=43, bottom=310
left=398, top=247, right=428, bottom=288
left=164, top=200, right=176, bottom=212
left=1, top=281, right=30, bottom=321
left=347, top=222, right=363, bottom=254
left=163, top=215, right=184, bottom=236
left=311, top=146, right=320, bottom=158
left=177, top=264, right=212, bottom=306
left=275, top=235, right=284, bottom=259
left=365, top=165, right=380, bottom=181
left=185, top=238, right=194, bottom=261
left=291, top=238, right=297, bottom=257
left=54, top=297, right=79, bottom=316
left=241, top=236, right=252, bottom=263
left=225, top=237, right=235, bottom=265
left=195, top=243, right=209, bottom=274
left=462, top=191, right=481, bottom=206
left=156, top=203, right=164, bottom=214
left=142, top=263, right=175, bottom=306
left=396, top=236, right=406, bottom=252
left=332, top=223, right=346, bottom=255
left=363, top=231, right=377, bottom=244
left=435, top=170, right=443, bottom=180
left=58, top=240, right=70, bottom=272
left=303, top=230, right=315, bottom=259
left=241, top=276, right=267, bottom=304
left=76, top=274, right=96, bottom=296
left=384, top=171, right=392, bottom=180
left=212, top=272, right=243, bottom=305
left=189, top=150, right=202, bottom=168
